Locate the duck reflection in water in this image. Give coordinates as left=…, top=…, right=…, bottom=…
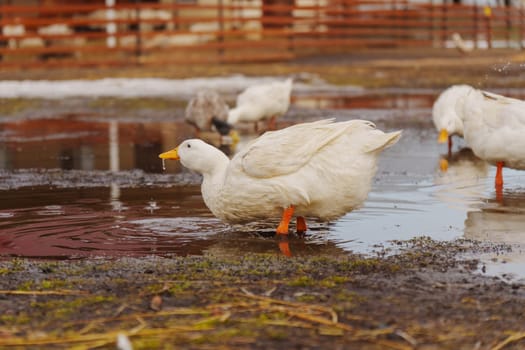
left=204, top=222, right=340, bottom=258
left=435, top=148, right=489, bottom=207
left=436, top=147, right=525, bottom=249
left=465, top=192, right=525, bottom=244
left=437, top=148, right=488, bottom=178
left=464, top=190, right=525, bottom=273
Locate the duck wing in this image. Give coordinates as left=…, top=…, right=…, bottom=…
left=237, top=79, right=292, bottom=108
left=478, top=90, right=525, bottom=129
left=234, top=119, right=376, bottom=179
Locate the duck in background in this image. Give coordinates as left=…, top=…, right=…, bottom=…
left=432, top=84, right=474, bottom=155
left=451, top=32, right=474, bottom=55
left=455, top=88, right=525, bottom=189
left=185, top=89, right=239, bottom=153
left=227, top=78, right=293, bottom=133
left=159, top=119, right=401, bottom=235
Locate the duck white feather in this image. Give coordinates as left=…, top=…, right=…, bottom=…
left=456, top=88, right=525, bottom=170
left=160, top=119, right=401, bottom=232
left=227, top=78, right=293, bottom=129
left=432, top=84, right=474, bottom=148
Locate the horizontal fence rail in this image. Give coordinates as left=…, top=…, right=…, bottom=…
left=0, top=0, right=524, bottom=69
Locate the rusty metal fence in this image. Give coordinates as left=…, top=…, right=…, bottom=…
left=1, top=1, right=524, bottom=69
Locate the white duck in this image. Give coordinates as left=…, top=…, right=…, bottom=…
left=227, top=78, right=293, bottom=132
left=432, top=84, right=474, bottom=153
left=159, top=119, right=401, bottom=234
left=455, top=88, right=525, bottom=187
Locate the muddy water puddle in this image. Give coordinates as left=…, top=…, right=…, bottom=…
left=1, top=89, right=525, bottom=281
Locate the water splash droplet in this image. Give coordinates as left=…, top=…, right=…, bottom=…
left=162, top=158, right=166, bottom=171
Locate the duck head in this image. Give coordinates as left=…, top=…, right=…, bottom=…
left=438, top=115, right=464, bottom=143
left=159, top=139, right=229, bottom=175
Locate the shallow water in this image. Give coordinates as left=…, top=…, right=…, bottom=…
left=1, top=89, right=525, bottom=280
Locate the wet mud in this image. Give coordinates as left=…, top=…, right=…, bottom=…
left=1, top=239, right=524, bottom=350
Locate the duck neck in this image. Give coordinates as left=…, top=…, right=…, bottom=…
left=200, top=155, right=229, bottom=207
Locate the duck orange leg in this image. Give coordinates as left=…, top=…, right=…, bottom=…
left=296, top=216, right=307, bottom=233
left=495, top=161, right=504, bottom=187
left=267, top=115, right=277, bottom=131
left=276, top=205, right=294, bottom=235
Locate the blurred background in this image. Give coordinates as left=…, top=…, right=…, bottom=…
left=0, top=0, right=523, bottom=68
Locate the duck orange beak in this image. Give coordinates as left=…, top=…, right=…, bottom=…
left=438, top=129, right=448, bottom=144
left=159, top=147, right=179, bottom=160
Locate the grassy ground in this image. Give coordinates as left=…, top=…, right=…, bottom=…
left=1, top=238, right=524, bottom=350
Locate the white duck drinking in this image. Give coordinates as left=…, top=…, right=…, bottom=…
left=432, top=84, right=474, bottom=154
left=159, top=119, right=401, bottom=234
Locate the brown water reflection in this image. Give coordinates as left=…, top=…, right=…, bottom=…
left=0, top=185, right=345, bottom=258
left=0, top=186, right=204, bottom=257
left=0, top=117, right=194, bottom=173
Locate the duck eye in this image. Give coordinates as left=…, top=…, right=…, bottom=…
left=187, top=144, right=191, bottom=148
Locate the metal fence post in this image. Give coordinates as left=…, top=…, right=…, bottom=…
left=473, top=0, right=478, bottom=49
left=0, top=2, right=3, bottom=62
left=505, top=3, right=511, bottom=48
left=484, top=6, right=491, bottom=49
left=518, top=1, right=525, bottom=50
left=106, top=0, right=117, bottom=48
left=441, top=1, right=447, bottom=48
left=218, top=0, right=224, bottom=57
left=430, top=0, right=434, bottom=45
left=135, top=0, right=142, bottom=63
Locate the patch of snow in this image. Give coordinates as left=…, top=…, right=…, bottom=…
left=0, top=75, right=363, bottom=99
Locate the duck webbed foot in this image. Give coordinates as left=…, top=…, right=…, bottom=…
left=267, top=115, right=277, bottom=131
left=276, top=205, right=294, bottom=235
left=296, top=216, right=307, bottom=233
